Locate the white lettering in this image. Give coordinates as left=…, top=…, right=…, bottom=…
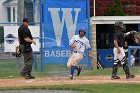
left=48, top=8, right=81, bottom=46
left=66, top=50, right=71, bottom=57
left=56, top=50, right=60, bottom=57
left=61, top=50, right=65, bottom=57
left=50, top=51, right=55, bottom=57
left=45, top=51, right=49, bottom=57
left=45, top=50, right=71, bottom=57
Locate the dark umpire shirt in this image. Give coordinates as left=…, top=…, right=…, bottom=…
left=114, top=31, right=125, bottom=47
left=18, top=24, right=33, bottom=44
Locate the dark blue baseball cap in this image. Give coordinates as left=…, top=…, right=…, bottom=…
left=79, top=28, right=86, bottom=35
left=23, top=18, right=29, bottom=23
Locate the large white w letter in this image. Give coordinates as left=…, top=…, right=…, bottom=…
left=48, top=8, right=81, bottom=46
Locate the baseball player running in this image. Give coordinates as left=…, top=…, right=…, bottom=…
left=67, top=28, right=93, bottom=80
left=111, top=21, right=135, bottom=79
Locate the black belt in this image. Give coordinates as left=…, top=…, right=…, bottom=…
left=74, top=51, right=78, bottom=53
left=73, top=51, right=83, bottom=53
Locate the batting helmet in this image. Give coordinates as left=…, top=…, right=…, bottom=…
left=114, top=21, right=126, bottom=31
left=79, top=28, right=86, bottom=35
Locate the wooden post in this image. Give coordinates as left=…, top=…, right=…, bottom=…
left=90, top=24, right=97, bottom=70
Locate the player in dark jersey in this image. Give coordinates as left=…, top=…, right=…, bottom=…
left=111, top=21, right=135, bottom=79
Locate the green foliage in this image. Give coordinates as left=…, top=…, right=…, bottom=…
left=104, top=0, right=126, bottom=16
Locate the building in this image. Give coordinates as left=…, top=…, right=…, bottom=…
left=90, top=0, right=140, bottom=68
left=0, top=0, right=10, bottom=22
left=0, top=0, right=39, bottom=23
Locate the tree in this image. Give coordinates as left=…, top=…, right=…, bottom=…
left=104, top=0, right=126, bottom=16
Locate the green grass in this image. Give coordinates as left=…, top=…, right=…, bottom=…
left=0, top=59, right=139, bottom=78
left=0, top=59, right=20, bottom=78
left=0, top=59, right=69, bottom=78
left=81, top=67, right=140, bottom=76
left=0, top=84, right=140, bottom=93
left=46, top=84, right=140, bottom=93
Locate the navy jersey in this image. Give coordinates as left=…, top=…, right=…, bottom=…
left=114, top=31, right=125, bottom=47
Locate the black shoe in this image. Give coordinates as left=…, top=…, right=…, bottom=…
left=69, top=75, right=73, bottom=80
left=126, top=74, right=135, bottom=79
left=20, top=73, right=35, bottom=79
left=29, top=75, right=35, bottom=79
left=77, top=66, right=82, bottom=76
left=20, top=73, right=30, bottom=79
left=25, top=75, right=35, bottom=79
left=111, top=76, right=120, bottom=79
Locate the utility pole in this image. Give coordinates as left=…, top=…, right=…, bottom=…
left=17, top=0, right=24, bottom=22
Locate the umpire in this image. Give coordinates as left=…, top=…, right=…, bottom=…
left=18, top=18, right=36, bottom=79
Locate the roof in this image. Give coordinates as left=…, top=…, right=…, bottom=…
left=3, top=0, right=13, bottom=4
left=90, top=16, right=140, bottom=25
left=2, top=0, right=17, bottom=6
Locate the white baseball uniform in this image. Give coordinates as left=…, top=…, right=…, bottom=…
left=67, top=35, right=91, bottom=67
left=113, top=47, right=125, bottom=64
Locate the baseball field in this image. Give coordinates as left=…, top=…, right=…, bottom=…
left=0, top=59, right=140, bottom=93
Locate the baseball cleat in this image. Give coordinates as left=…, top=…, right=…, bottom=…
left=126, top=74, right=135, bottom=79
left=20, top=73, right=35, bottom=79
left=28, top=75, right=35, bottom=79
left=69, top=75, right=73, bottom=80
left=21, top=74, right=30, bottom=79
left=28, top=74, right=35, bottom=79
left=25, top=75, right=35, bottom=79
left=111, top=75, right=120, bottom=79
left=77, top=66, right=82, bottom=76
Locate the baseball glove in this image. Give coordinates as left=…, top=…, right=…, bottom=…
left=16, top=45, right=22, bottom=57
left=131, top=31, right=140, bottom=45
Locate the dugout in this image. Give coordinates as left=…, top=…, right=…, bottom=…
left=90, top=16, right=140, bottom=69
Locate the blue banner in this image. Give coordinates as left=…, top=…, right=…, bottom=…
left=44, top=0, right=89, bottom=64
left=97, top=49, right=114, bottom=67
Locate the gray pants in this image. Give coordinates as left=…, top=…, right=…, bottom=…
left=20, top=45, right=34, bottom=75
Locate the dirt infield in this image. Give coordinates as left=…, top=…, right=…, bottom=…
left=0, top=75, right=140, bottom=87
